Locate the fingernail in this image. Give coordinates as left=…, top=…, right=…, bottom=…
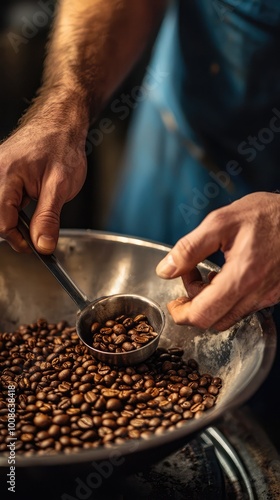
left=37, top=235, right=55, bottom=252
left=156, top=253, right=177, bottom=278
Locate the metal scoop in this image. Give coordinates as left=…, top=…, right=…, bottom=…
left=17, top=211, right=165, bottom=366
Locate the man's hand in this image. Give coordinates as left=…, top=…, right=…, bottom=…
left=0, top=114, right=87, bottom=254
left=156, top=192, right=280, bottom=331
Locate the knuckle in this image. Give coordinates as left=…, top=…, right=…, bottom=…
left=47, top=166, right=80, bottom=203
left=175, top=236, right=197, bottom=261
left=188, top=310, right=212, bottom=330
left=204, top=208, right=228, bottom=229
left=32, top=209, right=60, bottom=227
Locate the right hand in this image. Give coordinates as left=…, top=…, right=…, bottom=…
left=0, top=117, right=88, bottom=254
left=156, top=192, right=280, bottom=331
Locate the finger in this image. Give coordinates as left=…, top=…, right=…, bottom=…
left=4, top=228, right=31, bottom=253
left=212, top=285, right=280, bottom=331
left=167, top=260, right=252, bottom=329
left=156, top=216, right=224, bottom=279
left=29, top=177, right=66, bottom=254
left=0, top=193, right=30, bottom=252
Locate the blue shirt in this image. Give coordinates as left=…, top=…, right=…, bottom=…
left=107, top=0, right=280, bottom=245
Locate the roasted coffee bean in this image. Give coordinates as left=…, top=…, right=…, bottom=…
left=105, top=320, right=116, bottom=328
left=114, top=315, right=126, bottom=323
left=183, top=410, right=194, bottom=419
left=123, top=318, right=135, bottom=329
left=91, top=322, right=100, bottom=333
left=199, top=376, right=209, bottom=387
left=197, top=387, right=208, bottom=395
left=128, top=429, right=140, bottom=439
left=0, top=319, right=222, bottom=455
left=130, top=418, right=147, bottom=429
left=134, top=314, right=147, bottom=323
left=212, top=377, right=222, bottom=387
left=114, top=334, right=128, bottom=345
left=188, top=381, right=198, bottom=390
left=21, top=433, right=34, bottom=443
left=21, top=425, right=36, bottom=434
left=190, top=402, right=205, bottom=413
left=48, top=424, right=61, bottom=437
left=84, top=391, right=97, bottom=404
left=71, top=394, right=84, bottom=406
left=181, top=401, right=192, bottom=410
left=102, top=419, right=117, bottom=430
left=36, top=431, right=52, bottom=441
left=158, top=400, right=173, bottom=412
left=208, top=385, right=220, bottom=395
left=203, top=396, right=215, bottom=409
left=98, top=388, right=116, bottom=398
left=113, top=324, right=126, bottom=335
left=106, top=398, right=123, bottom=411
left=58, top=369, right=71, bottom=381
left=58, top=381, right=71, bottom=393
left=188, top=372, right=199, bottom=381
left=136, top=393, right=151, bottom=403
left=94, top=396, right=106, bottom=411
left=52, top=414, right=70, bottom=426
left=67, top=408, right=81, bottom=416
left=57, top=399, right=71, bottom=411
left=192, top=394, right=203, bottom=404
left=39, top=404, right=53, bottom=414
left=33, top=414, right=50, bottom=429
left=79, top=383, right=92, bottom=393
left=59, top=435, right=71, bottom=446
left=122, top=342, right=134, bottom=352
left=77, top=416, right=93, bottom=429
left=132, top=334, right=150, bottom=344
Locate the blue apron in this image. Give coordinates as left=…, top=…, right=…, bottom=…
left=107, top=0, right=280, bottom=246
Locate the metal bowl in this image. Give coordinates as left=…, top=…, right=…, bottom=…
left=0, top=230, right=276, bottom=473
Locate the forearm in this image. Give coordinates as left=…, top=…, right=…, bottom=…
left=21, top=0, right=165, bottom=130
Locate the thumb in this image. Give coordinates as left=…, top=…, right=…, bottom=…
left=30, top=188, right=64, bottom=254
left=156, top=221, right=222, bottom=279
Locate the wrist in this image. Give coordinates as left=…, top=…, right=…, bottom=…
left=19, top=88, right=91, bottom=139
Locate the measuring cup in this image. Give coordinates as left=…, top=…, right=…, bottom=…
left=17, top=212, right=165, bottom=365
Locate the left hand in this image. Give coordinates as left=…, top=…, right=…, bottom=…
left=156, top=192, right=280, bottom=331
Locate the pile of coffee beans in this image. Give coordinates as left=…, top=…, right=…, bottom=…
left=91, top=314, right=158, bottom=353
left=0, top=319, right=222, bottom=456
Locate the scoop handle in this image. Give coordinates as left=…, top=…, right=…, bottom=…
left=18, top=211, right=90, bottom=311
